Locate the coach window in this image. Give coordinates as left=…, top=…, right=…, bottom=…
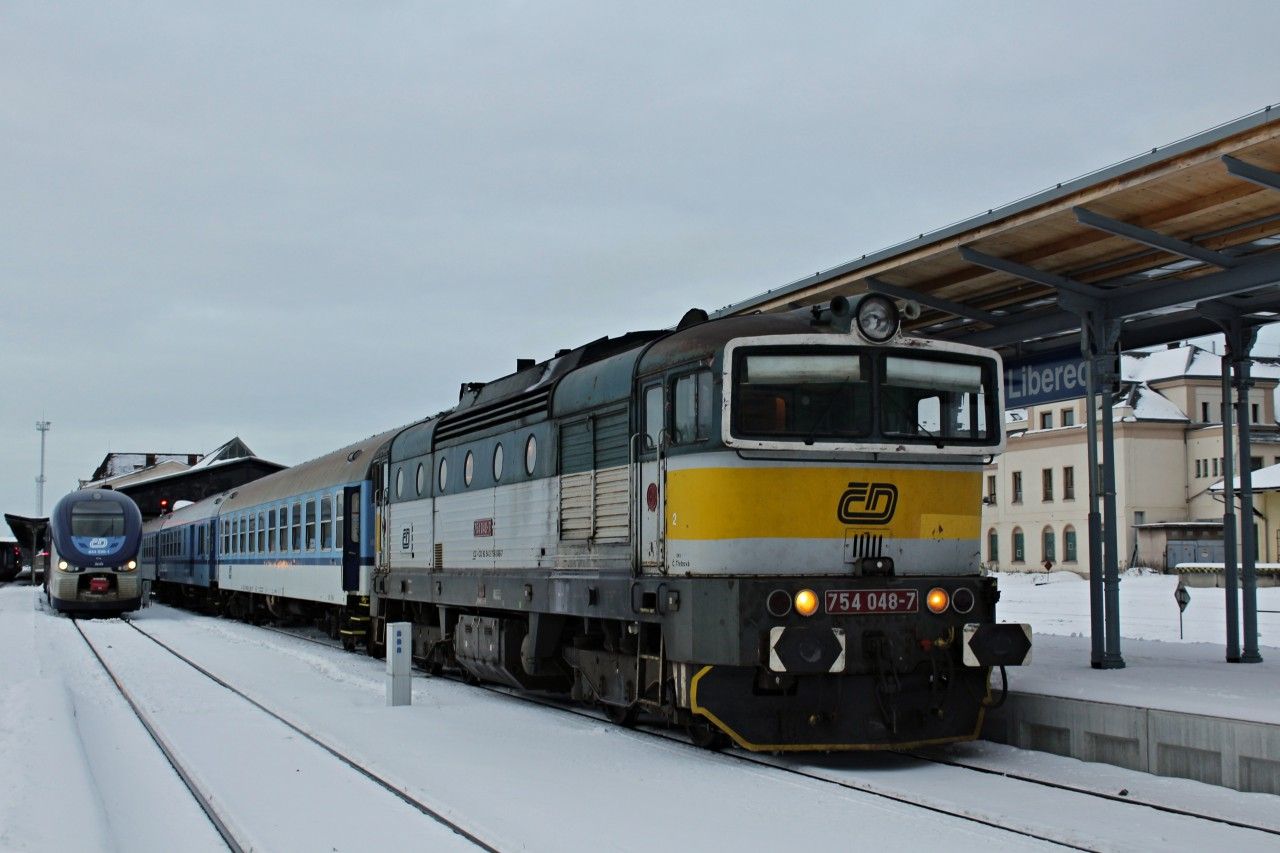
left=306, top=499, right=317, bottom=550
left=268, top=508, right=277, bottom=551
left=644, top=385, right=664, bottom=450
left=334, top=491, right=344, bottom=546
left=493, top=444, right=504, bottom=481
left=241, top=514, right=249, bottom=553
left=291, top=501, right=302, bottom=551
left=395, top=467, right=404, bottom=500
left=248, top=514, right=256, bottom=554
left=321, top=496, right=333, bottom=549
left=222, top=521, right=230, bottom=555
left=438, top=458, right=449, bottom=492
left=525, top=435, right=537, bottom=475
left=257, top=512, right=266, bottom=552
left=464, top=451, right=474, bottom=487
left=416, top=463, right=425, bottom=497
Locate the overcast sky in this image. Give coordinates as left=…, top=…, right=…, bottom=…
left=3, top=2, right=1280, bottom=519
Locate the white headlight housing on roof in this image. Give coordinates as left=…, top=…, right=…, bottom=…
left=854, top=294, right=900, bottom=343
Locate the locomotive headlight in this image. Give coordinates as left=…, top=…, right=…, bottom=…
left=926, top=587, right=950, bottom=614
left=57, top=560, right=69, bottom=571
left=854, top=295, right=900, bottom=343
left=794, top=588, right=819, bottom=617
left=766, top=589, right=793, bottom=617
left=121, top=560, right=137, bottom=572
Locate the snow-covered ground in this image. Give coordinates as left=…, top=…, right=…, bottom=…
left=995, top=570, right=1280, bottom=723
left=2, top=574, right=1277, bottom=851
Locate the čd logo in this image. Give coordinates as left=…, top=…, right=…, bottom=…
left=837, top=482, right=898, bottom=524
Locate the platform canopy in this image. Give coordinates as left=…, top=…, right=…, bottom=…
left=717, top=106, right=1280, bottom=355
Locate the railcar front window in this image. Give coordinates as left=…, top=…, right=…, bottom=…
left=733, top=352, right=870, bottom=440
left=881, top=356, right=993, bottom=444
left=70, top=502, right=125, bottom=537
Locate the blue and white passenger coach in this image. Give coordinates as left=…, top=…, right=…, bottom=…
left=46, top=489, right=144, bottom=614
left=142, top=430, right=388, bottom=644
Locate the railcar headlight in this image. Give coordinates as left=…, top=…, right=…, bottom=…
left=57, top=560, right=69, bottom=571
left=951, top=587, right=975, bottom=614
left=794, top=588, right=819, bottom=617
left=855, top=294, right=900, bottom=343
left=926, top=587, right=949, bottom=614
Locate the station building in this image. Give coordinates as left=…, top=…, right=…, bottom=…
left=983, top=343, right=1280, bottom=572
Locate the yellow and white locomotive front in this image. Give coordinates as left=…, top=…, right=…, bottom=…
left=659, top=297, right=1030, bottom=750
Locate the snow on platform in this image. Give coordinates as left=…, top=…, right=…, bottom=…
left=991, top=571, right=1280, bottom=793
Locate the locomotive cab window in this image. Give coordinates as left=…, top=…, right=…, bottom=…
left=732, top=350, right=870, bottom=441
left=672, top=370, right=714, bottom=444
left=880, top=355, right=994, bottom=444
left=643, top=385, right=664, bottom=450
left=70, top=501, right=125, bottom=537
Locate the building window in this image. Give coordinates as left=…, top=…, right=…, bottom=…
left=1202, top=401, right=1211, bottom=423
left=1195, top=459, right=1203, bottom=478
left=1040, top=411, right=1053, bottom=430
left=1134, top=511, right=1145, bottom=526
left=1042, top=468, right=1053, bottom=502
left=1064, top=526, right=1078, bottom=562
left=1042, top=527, right=1056, bottom=563
left=1012, top=472, right=1023, bottom=503
left=1063, top=466, right=1075, bottom=500
left=987, top=475, right=997, bottom=503
left=1061, top=408, right=1075, bottom=427
left=1252, top=456, right=1264, bottom=471
left=1213, top=458, right=1219, bottom=477
left=1013, top=528, right=1025, bottom=562
left=988, top=529, right=998, bottom=562
left=1252, top=403, right=1259, bottom=424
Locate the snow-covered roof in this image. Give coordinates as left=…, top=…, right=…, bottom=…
left=80, top=459, right=192, bottom=490
left=188, top=437, right=255, bottom=470
left=1210, top=461, right=1280, bottom=492
left=1117, top=383, right=1189, bottom=422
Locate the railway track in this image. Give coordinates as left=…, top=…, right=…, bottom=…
left=250, top=622, right=1278, bottom=851
left=73, top=616, right=500, bottom=852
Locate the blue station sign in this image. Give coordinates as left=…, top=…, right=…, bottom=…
left=1003, top=351, right=1111, bottom=408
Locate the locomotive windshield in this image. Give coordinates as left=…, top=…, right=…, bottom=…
left=70, top=501, right=126, bottom=537
left=731, top=346, right=998, bottom=446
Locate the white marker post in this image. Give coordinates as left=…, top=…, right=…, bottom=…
left=387, top=621, right=412, bottom=706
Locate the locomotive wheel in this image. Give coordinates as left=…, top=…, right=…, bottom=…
left=686, top=718, right=731, bottom=751
left=604, top=702, right=639, bottom=728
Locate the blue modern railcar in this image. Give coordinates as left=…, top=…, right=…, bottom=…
left=46, top=489, right=144, bottom=614
left=145, top=429, right=391, bottom=646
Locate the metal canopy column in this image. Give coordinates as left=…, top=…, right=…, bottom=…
left=1203, top=302, right=1266, bottom=663
left=1074, top=301, right=1125, bottom=669
left=961, top=244, right=1128, bottom=669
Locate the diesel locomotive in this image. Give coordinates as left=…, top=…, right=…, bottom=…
left=143, top=296, right=1030, bottom=750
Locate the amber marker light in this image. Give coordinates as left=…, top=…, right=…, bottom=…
left=794, top=588, right=819, bottom=617
left=926, top=587, right=949, bottom=614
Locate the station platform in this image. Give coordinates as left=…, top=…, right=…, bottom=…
left=983, top=632, right=1280, bottom=795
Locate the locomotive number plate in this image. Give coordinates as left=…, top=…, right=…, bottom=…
left=824, top=589, right=918, bottom=615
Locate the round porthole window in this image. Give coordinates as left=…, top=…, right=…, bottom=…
left=395, top=467, right=404, bottom=499
left=464, top=451, right=475, bottom=487
left=493, top=444, right=504, bottom=481
left=525, top=435, right=537, bottom=475
left=415, top=462, right=425, bottom=496
left=438, top=458, right=448, bottom=492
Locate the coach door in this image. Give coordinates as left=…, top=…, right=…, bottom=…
left=637, top=382, right=666, bottom=571
left=341, top=485, right=361, bottom=591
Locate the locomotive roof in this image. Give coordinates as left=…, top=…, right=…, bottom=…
left=218, top=427, right=401, bottom=513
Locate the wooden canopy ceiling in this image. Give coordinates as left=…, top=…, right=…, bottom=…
left=719, top=106, right=1280, bottom=355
